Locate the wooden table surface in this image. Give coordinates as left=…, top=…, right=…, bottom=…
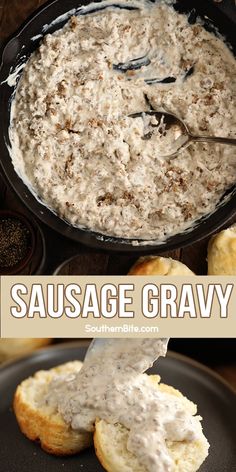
left=0, top=0, right=235, bottom=390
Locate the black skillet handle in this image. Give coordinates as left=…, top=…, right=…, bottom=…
left=215, top=0, right=236, bottom=23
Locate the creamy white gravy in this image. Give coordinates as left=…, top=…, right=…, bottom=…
left=10, top=0, right=236, bottom=241
left=44, top=339, right=201, bottom=472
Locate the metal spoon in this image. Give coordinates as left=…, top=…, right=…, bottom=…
left=84, top=338, right=108, bottom=363
left=84, top=338, right=169, bottom=365
left=130, top=110, right=236, bottom=159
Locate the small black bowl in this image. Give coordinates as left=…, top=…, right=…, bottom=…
left=0, top=210, right=36, bottom=275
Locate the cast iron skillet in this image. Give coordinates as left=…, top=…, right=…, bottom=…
left=0, top=342, right=236, bottom=472
left=0, top=0, right=236, bottom=255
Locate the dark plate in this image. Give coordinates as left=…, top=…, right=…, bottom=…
left=0, top=0, right=236, bottom=254
left=0, top=342, right=235, bottom=472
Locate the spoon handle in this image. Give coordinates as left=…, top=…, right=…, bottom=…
left=191, top=135, right=236, bottom=146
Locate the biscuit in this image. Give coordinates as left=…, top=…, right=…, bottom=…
left=208, top=225, right=236, bottom=275
left=129, top=256, right=194, bottom=275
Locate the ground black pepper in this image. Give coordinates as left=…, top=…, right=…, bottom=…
left=0, top=218, right=31, bottom=269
